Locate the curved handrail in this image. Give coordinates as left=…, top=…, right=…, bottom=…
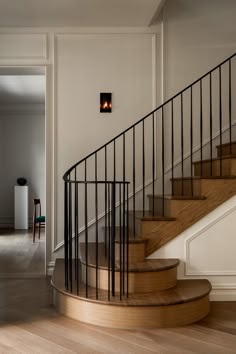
left=63, top=51, right=236, bottom=181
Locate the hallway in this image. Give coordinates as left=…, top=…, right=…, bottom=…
left=0, top=229, right=45, bottom=276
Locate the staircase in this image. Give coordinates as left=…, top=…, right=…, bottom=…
left=52, top=53, right=236, bottom=328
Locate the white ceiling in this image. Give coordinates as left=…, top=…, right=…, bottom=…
left=0, top=73, right=45, bottom=104
left=0, top=0, right=164, bottom=27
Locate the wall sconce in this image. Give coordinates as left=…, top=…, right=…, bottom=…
left=100, top=92, right=112, bottom=113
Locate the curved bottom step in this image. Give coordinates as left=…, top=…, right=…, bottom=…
left=52, top=259, right=211, bottom=329
left=54, top=290, right=210, bottom=329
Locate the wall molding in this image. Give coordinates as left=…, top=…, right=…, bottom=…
left=53, top=32, right=158, bottom=251
left=47, top=261, right=55, bottom=275
left=0, top=33, right=47, bottom=59
left=185, top=200, right=236, bottom=276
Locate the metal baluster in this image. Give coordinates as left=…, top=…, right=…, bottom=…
left=64, top=181, right=68, bottom=289
left=119, top=184, right=122, bottom=300
left=162, top=107, right=165, bottom=214
left=126, top=184, right=129, bottom=298
left=74, top=170, right=77, bottom=281
left=152, top=113, right=155, bottom=216
left=171, top=100, right=174, bottom=196
left=122, top=183, right=125, bottom=295
left=190, top=87, right=193, bottom=195
left=69, top=179, right=72, bottom=292
left=84, top=161, right=88, bottom=298
left=210, top=73, right=213, bottom=176
left=132, top=127, right=136, bottom=238
left=181, top=93, right=184, bottom=195
left=111, top=183, right=116, bottom=297
left=108, top=183, right=111, bottom=301
left=142, top=120, right=145, bottom=216
left=219, top=66, right=222, bottom=176
left=229, top=59, right=232, bottom=154
left=104, top=146, right=107, bottom=256
left=200, top=79, right=203, bottom=176
left=75, top=171, right=79, bottom=295
left=95, top=153, right=98, bottom=299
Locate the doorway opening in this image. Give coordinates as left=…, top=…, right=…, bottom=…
left=0, top=66, right=46, bottom=277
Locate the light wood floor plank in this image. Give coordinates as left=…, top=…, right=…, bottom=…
left=0, top=277, right=236, bottom=353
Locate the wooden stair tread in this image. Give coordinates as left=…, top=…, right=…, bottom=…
left=129, top=211, right=176, bottom=221
left=80, top=243, right=179, bottom=272
left=193, top=155, right=236, bottom=164
left=171, top=175, right=236, bottom=181
left=52, top=259, right=211, bottom=306
left=216, top=141, right=236, bottom=148
left=147, top=194, right=206, bottom=200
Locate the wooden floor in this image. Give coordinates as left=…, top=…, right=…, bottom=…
left=0, top=229, right=45, bottom=276
left=1, top=277, right=236, bottom=353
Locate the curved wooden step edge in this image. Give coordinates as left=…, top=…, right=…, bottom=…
left=81, top=257, right=180, bottom=273
left=80, top=259, right=180, bottom=293
left=54, top=291, right=210, bottom=329
left=52, top=262, right=211, bottom=328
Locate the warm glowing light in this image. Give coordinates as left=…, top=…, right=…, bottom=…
left=100, top=92, right=112, bottom=113
left=103, top=101, right=108, bottom=109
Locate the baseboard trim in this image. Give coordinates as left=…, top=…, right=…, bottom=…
left=47, top=261, right=55, bottom=275
left=0, top=273, right=46, bottom=279
left=210, top=288, right=236, bottom=301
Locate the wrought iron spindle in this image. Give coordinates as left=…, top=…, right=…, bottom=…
left=219, top=66, right=222, bottom=176
left=171, top=100, right=174, bottom=196
left=210, top=73, right=213, bottom=176
left=64, top=181, right=68, bottom=289
left=95, top=153, right=98, bottom=299
left=132, top=126, right=136, bottom=237
left=142, top=120, right=145, bottom=216
left=162, top=106, right=165, bottom=215
left=229, top=59, right=232, bottom=154
left=152, top=113, right=155, bottom=216
left=126, top=184, right=129, bottom=298
left=181, top=93, right=184, bottom=195
left=84, top=161, right=88, bottom=298
left=200, top=79, right=203, bottom=176
left=190, top=87, right=193, bottom=195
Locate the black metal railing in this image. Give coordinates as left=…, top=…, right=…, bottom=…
left=63, top=52, right=236, bottom=300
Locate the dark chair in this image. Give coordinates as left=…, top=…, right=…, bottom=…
left=32, top=199, right=45, bottom=243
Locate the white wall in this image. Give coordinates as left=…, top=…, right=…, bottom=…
left=0, top=104, right=45, bottom=227
left=163, top=0, right=236, bottom=98
left=54, top=32, right=160, bottom=249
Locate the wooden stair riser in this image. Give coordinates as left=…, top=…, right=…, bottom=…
left=115, top=242, right=146, bottom=264
left=54, top=291, right=210, bottom=329
left=148, top=197, right=206, bottom=218
left=172, top=178, right=202, bottom=196
left=81, top=263, right=178, bottom=293
left=217, top=143, right=236, bottom=157
left=142, top=178, right=236, bottom=255
left=194, top=158, right=236, bottom=177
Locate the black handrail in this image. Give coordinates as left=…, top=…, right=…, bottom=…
left=63, top=52, right=236, bottom=180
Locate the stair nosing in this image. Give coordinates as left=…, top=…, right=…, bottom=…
left=147, top=194, right=206, bottom=200
left=129, top=211, right=176, bottom=221
left=193, top=155, right=236, bottom=164
left=216, top=141, right=236, bottom=149
left=171, top=175, right=236, bottom=181
left=52, top=261, right=212, bottom=307
left=80, top=258, right=180, bottom=273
